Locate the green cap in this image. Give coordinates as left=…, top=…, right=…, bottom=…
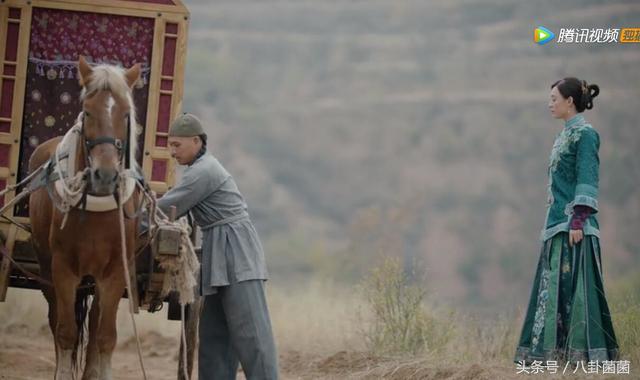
left=169, top=113, right=204, bottom=137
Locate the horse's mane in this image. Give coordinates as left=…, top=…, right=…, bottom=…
left=79, top=64, right=138, bottom=168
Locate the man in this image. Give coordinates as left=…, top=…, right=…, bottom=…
left=157, top=113, right=278, bottom=379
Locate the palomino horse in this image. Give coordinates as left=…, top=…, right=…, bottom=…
left=28, top=56, right=141, bottom=380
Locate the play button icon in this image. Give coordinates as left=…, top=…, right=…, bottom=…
left=534, top=26, right=555, bottom=45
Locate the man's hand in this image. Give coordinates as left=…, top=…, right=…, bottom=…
left=569, top=229, right=583, bottom=247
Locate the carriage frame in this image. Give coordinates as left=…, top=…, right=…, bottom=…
left=0, top=0, right=190, bottom=303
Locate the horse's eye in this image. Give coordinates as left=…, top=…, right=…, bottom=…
left=84, top=111, right=91, bottom=118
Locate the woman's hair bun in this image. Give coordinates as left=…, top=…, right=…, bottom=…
left=585, top=83, right=600, bottom=110
left=551, top=77, right=600, bottom=112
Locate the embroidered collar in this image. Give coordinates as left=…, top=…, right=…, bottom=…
left=564, top=114, right=585, bottom=129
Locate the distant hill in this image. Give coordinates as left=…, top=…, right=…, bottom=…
left=181, top=0, right=640, bottom=309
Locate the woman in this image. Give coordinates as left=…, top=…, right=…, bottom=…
left=514, top=78, right=619, bottom=364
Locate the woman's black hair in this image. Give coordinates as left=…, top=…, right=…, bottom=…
left=551, top=77, right=600, bottom=113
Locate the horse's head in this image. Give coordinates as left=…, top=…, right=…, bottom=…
left=77, top=56, right=140, bottom=196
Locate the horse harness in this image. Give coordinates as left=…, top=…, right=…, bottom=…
left=26, top=112, right=146, bottom=217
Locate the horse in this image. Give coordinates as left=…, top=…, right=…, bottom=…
left=28, top=56, right=141, bottom=380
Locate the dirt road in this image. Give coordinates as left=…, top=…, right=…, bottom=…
left=1, top=325, right=522, bottom=380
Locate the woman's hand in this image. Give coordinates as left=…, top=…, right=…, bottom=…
left=569, top=229, right=584, bottom=247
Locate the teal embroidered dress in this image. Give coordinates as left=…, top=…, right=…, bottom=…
left=514, top=114, right=619, bottom=363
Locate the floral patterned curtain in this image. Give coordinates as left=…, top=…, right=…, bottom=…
left=16, top=8, right=155, bottom=216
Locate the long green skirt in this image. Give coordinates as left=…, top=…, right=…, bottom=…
left=514, top=232, right=619, bottom=363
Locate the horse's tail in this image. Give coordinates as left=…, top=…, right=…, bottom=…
left=71, top=282, right=91, bottom=374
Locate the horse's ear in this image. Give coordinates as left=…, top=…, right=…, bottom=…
left=125, top=63, right=141, bottom=88
left=78, top=55, right=93, bottom=87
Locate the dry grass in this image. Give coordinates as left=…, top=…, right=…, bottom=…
left=1, top=270, right=638, bottom=379
left=608, top=273, right=640, bottom=368
left=358, top=257, right=454, bottom=356
left=268, top=278, right=366, bottom=356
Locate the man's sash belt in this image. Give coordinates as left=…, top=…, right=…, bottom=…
left=201, top=212, right=249, bottom=230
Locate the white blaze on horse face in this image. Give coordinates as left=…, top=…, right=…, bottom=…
left=106, top=94, right=115, bottom=120
left=87, top=91, right=120, bottom=195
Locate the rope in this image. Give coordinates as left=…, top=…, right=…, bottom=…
left=0, top=163, right=48, bottom=220
left=0, top=148, right=195, bottom=379
left=122, top=179, right=198, bottom=379
left=0, top=244, right=54, bottom=288
left=52, top=139, right=90, bottom=229
left=117, top=179, right=148, bottom=380
left=0, top=188, right=34, bottom=219
left=0, top=161, right=98, bottom=290
left=138, top=184, right=198, bottom=380
left=0, top=214, right=31, bottom=233
left=180, top=304, right=189, bottom=380
left=0, top=246, right=96, bottom=290
left=155, top=217, right=199, bottom=305
left=0, top=162, right=46, bottom=200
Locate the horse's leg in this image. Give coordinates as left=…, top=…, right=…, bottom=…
left=42, top=284, right=57, bottom=337
left=52, top=260, right=81, bottom=380
left=82, top=292, right=101, bottom=380
left=95, top=275, right=126, bottom=380
left=38, top=266, right=58, bottom=365
left=41, top=279, right=58, bottom=365
left=36, top=249, right=57, bottom=341
left=30, top=188, right=57, bottom=351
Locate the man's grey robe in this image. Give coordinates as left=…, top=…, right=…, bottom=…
left=157, top=153, right=268, bottom=295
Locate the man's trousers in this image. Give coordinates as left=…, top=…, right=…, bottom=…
left=198, top=279, right=278, bottom=380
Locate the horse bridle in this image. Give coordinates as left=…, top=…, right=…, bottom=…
left=80, top=110, right=131, bottom=171
left=77, top=110, right=134, bottom=211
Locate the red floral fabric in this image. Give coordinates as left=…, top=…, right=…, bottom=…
left=29, top=8, right=154, bottom=66
left=15, top=8, right=155, bottom=216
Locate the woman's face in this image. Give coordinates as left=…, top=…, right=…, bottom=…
left=548, top=86, right=575, bottom=119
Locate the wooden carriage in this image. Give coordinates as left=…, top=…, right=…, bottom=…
left=0, top=0, right=190, bottom=305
